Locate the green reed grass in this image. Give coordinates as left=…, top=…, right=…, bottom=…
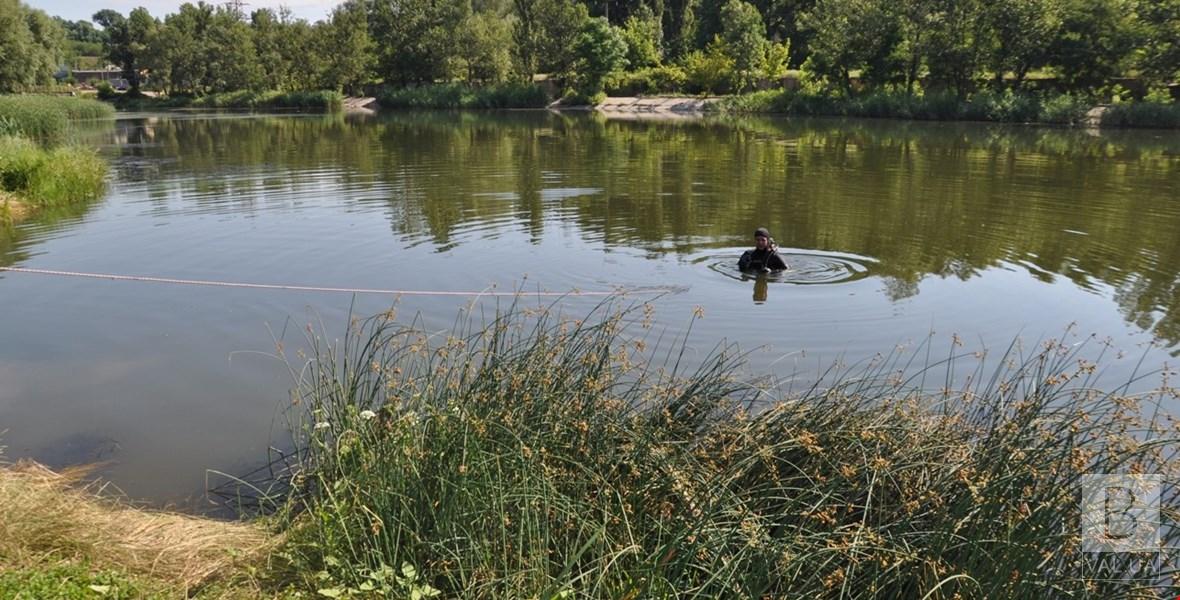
left=0, top=95, right=114, bottom=143
left=0, top=135, right=107, bottom=220
left=271, top=301, right=1179, bottom=599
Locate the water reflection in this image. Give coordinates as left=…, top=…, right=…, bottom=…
left=69, top=111, right=1179, bottom=348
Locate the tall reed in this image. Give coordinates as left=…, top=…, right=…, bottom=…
left=0, top=95, right=114, bottom=143
left=269, top=300, right=1178, bottom=599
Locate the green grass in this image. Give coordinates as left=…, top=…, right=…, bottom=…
left=265, top=301, right=1179, bottom=599
left=0, top=136, right=107, bottom=223
left=0, top=564, right=161, bottom=600
left=716, top=89, right=1174, bottom=127
left=0, top=95, right=114, bottom=143
left=376, top=83, right=551, bottom=109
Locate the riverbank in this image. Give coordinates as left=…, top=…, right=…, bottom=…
left=5, top=303, right=1174, bottom=598
left=0, top=96, right=111, bottom=226
left=104, top=90, right=344, bottom=112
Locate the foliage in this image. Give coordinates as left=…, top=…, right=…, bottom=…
left=455, top=13, right=515, bottom=84
left=572, top=17, right=629, bottom=93
left=720, top=0, right=769, bottom=91
left=272, top=301, right=1180, bottom=598
left=93, top=7, right=156, bottom=93
left=0, top=564, right=158, bottom=600
left=0, top=95, right=113, bottom=143
left=0, top=0, right=65, bottom=93
left=0, top=135, right=106, bottom=212
left=513, top=0, right=591, bottom=79
left=682, top=38, right=736, bottom=94
left=619, top=4, right=663, bottom=69
left=604, top=65, right=688, bottom=95
left=376, top=83, right=551, bottom=109
left=1101, top=101, right=1180, bottom=128
left=319, top=1, right=374, bottom=95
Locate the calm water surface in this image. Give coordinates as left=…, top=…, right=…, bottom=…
left=1, top=111, right=1178, bottom=508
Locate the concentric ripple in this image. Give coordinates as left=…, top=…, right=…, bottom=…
left=701, top=250, right=875, bottom=285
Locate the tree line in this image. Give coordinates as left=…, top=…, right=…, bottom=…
left=3, top=0, right=1178, bottom=98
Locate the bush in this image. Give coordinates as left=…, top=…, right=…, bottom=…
left=1101, top=101, right=1180, bottom=128
left=557, top=88, right=605, bottom=106
left=96, top=81, right=116, bottom=100
left=0, top=135, right=107, bottom=211
left=377, top=83, right=551, bottom=109
left=1040, top=93, right=1092, bottom=125
left=604, top=65, right=688, bottom=96
left=682, top=42, right=735, bottom=94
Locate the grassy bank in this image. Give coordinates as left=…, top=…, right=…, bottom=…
left=2, top=303, right=1177, bottom=598
left=107, top=90, right=345, bottom=112
left=376, top=83, right=551, bottom=109
left=714, top=89, right=1180, bottom=128
left=0, top=136, right=106, bottom=226
left=0, top=460, right=274, bottom=598
left=0, top=95, right=115, bottom=143
left=269, top=302, right=1179, bottom=598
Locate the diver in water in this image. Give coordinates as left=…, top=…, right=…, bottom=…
left=739, top=227, right=788, bottom=273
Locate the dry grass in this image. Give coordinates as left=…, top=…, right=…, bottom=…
left=0, top=460, right=280, bottom=596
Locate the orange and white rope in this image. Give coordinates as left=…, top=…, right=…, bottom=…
left=0, top=266, right=672, bottom=297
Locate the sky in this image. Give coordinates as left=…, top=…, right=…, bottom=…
left=25, top=0, right=341, bottom=24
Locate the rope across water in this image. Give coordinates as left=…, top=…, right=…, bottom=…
left=0, top=266, right=678, bottom=298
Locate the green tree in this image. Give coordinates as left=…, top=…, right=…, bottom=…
left=93, top=7, right=156, bottom=93
left=145, top=2, right=210, bottom=95
left=204, top=5, right=260, bottom=92
left=620, top=4, right=663, bottom=68
left=456, top=12, right=514, bottom=82
left=1, top=0, right=61, bottom=92
left=1135, top=0, right=1180, bottom=88
left=720, top=0, right=768, bottom=90
left=1046, top=0, right=1140, bottom=90
left=513, top=0, right=590, bottom=78
left=919, top=0, right=988, bottom=96
left=318, top=0, right=373, bottom=93
left=369, top=0, right=468, bottom=85
left=801, top=0, right=898, bottom=94
left=982, top=0, right=1062, bottom=89
left=681, top=37, right=735, bottom=93
left=573, top=16, right=629, bottom=92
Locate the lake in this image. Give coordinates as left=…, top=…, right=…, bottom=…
left=1, top=110, right=1177, bottom=508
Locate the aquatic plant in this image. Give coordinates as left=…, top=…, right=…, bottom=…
left=0, top=135, right=106, bottom=223
left=271, top=300, right=1179, bottom=598
left=0, top=95, right=114, bottom=143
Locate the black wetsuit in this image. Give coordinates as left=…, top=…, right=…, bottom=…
left=739, top=246, right=788, bottom=271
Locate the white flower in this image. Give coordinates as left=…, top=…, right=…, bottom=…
left=314, top=421, right=330, bottom=430
left=360, top=410, right=377, bottom=420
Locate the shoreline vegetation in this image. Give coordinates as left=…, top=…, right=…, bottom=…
left=2, top=302, right=1176, bottom=598
left=0, top=96, right=111, bottom=226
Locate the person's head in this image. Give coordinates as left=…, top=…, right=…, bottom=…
left=754, top=227, right=771, bottom=250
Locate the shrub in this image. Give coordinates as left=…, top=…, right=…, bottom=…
left=0, top=136, right=106, bottom=211
left=1041, top=93, right=1092, bottom=125
left=1101, top=101, right=1180, bottom=128
left=377, top=83, right=551, bottom=109
left=96, top=81, right=116, bottom=100
left=605, top=65, right=688, bottom=96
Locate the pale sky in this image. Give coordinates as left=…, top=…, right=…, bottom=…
left=26, top=0, right=341, bottom=24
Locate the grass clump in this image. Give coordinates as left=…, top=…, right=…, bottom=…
left=0, top=135, right=106, bottom=225
left=376, top=83, right=551, bottom=109
left=1101, top=101, right=1180, bottom=128
left=270, top=301, right=1179, bottom=598
left=0, top=459, right=277, bottom=597
left=107, top=90, right=345, bottom=112
left=0, top=95, right=114, bottom=143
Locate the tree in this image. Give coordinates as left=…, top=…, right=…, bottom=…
left=919, top=0, right=988, bottom=96
left=620, top=4, right=663, bottom=68
left=573, top=16, right=628, bottom=92
left=456, top=12, right=514, bottom=83
left=720, top=0, right=768, bottom=90
left=801, top=0, right=899, bottom=94
left=319, top=0, right=373, bottom=93
left=1, top=0, right=66, bottom=92
left=1046, top=0, right=1141, bottom=91
left=93, top=7, right=156, bottom=93
left=369, top=0, right=469, bottom=85
left=1134, top=0, right=1180, bottom=88
left=982, top=0, right=1062, bottom=89
left=513, top=0, right=590, bottom=79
